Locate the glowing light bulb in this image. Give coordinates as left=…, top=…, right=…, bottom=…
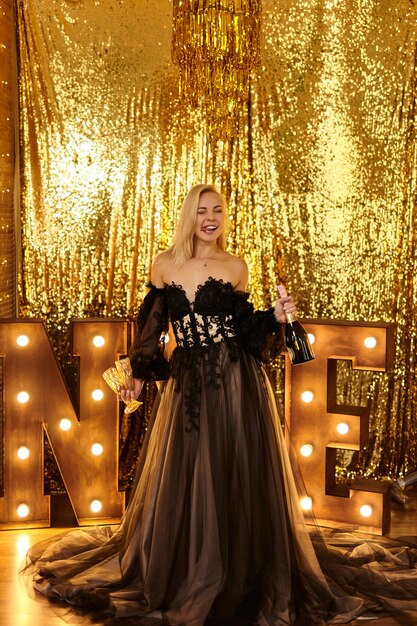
left=300, top=444, right=313, bottom=457
left=92, top=335, right=105, bottom=347
left=91, top=443, right=103, bottom=456
left=300, top=497, right=312, bottom=511
left=17, top=391, right=29, bottom=404
left=17, top=446, right=30, bottom=460
left=60, top=418, right=72, bottom=431
left=16, top=335, right=29, bottom=347
left=90, top=500, right=102, bottom=513
left=364, top=336, right=377, bottom=349
left=92, top=389, right=104, bottom=401
left=360, top=504, right=373, bottom=518
left=17, top=504, right=29, bottom=518
left=307, top=333, right=315, bottom=345
left=337, top=422, right=349, bottom=435
left=301, top=391, right=314, bottom=403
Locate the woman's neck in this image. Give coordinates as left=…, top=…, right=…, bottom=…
left=193, top=241, right=219, bottom=261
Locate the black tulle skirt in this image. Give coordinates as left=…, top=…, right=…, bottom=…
left=20, top=344, right=417, bottom=625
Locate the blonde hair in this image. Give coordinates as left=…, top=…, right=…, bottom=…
left=169, top=184, right=229, bottom=269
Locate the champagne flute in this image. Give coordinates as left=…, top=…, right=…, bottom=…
left=103, top=357, right=142, bottom=414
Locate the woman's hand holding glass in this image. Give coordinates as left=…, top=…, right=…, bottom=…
left=103, top=357, right=143, bottom=414
left=119, top=377, right=144, bottom=405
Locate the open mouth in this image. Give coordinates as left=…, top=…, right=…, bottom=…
left=202, top=225, right=217, bottom=233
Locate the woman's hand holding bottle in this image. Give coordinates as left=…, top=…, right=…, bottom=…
left=276, top=284, right=315, bottom=365
left=274, top=286, right=298, bottom=323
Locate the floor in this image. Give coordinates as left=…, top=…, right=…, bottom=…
left=1, top=488, right=417, bottom=626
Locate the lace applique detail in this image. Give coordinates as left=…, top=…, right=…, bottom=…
left=165, top=277, right=234, bottom=320
left=173, top=312, right=236, bottom=348
left=170, top=339, right=240, bottom=433
left=171, top=310, right=238, bottom=432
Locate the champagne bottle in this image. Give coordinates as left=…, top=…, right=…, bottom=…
left=277, top=285, right=315, bottom=365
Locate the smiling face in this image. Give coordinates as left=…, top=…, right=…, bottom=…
left=194, top=190, right=225, bottom=243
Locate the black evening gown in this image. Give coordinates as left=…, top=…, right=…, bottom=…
left=21, top=279, right=417, bottom=625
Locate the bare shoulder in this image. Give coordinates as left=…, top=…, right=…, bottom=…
left=151, top=251, right=172, bottom=287
left=221, top=252, right=248, bottom=289
left=225, top=253, right=247, bottom=272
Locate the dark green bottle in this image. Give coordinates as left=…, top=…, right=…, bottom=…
left=278, top=285, right=315, bottom=365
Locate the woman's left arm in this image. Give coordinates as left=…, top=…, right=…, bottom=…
left=232, top=259, right=297, bottom=363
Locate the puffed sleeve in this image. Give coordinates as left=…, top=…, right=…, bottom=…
left=129, top=284, right=170, bottom=381
left=233, top=290, right=284, bottom=363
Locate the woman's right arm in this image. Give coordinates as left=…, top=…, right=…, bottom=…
left=120, top=256, right=169, bottom=402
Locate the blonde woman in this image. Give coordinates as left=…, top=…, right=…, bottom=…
left=124, top=183, right=293, bottom=405
left=26, top=185, right=417, bottom=624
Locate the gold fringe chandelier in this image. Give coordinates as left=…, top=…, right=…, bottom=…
left=172, top=0, right=262, bottom=141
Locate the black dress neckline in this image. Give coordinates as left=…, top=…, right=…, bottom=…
left=164, top=276, right=234, bottom=310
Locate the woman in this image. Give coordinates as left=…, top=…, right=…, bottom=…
left=22, top=185, right=417, bottom=625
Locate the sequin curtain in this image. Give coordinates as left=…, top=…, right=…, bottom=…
left=16, top=0, right=417, bottom=479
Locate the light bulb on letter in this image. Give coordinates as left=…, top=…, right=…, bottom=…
left=91, top=443, right=103, bottom=456
left=300, top=444, right=313, bottom=457
left=92, top=389, right=104, bottom=401
left=90, top=500, right=102, bottom=513
left=364, top=336, right=377, bottom=349
left=93, top=335, right=105, bottom=347
left=300, top=497, right=312, bottom=511
left=360, top=504, right=372, bottom=518
left=17, top=391, right=29, bottom=404
left=17, top=446, right=30, bottom=460
left=337, top=422, right=349, bottom=435
left=301, top=391, right=314, bottom=403
left=16, top=335, right=29, bottom=347
left=60, top=418, right=72, bottom=431
left=17, top=504, right=29, bottom=518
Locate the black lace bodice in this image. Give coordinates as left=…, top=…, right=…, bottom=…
left=165, top=278, right=237, bottom=348
left=129, top=277, right=283, bottom=430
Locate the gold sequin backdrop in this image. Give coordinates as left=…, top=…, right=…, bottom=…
left=15, top=0, right=417, bottom=478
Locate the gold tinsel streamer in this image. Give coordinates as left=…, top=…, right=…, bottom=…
left=171, top=0, right=261, bottom=140
left=15, top=0, right=417, bottom=480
